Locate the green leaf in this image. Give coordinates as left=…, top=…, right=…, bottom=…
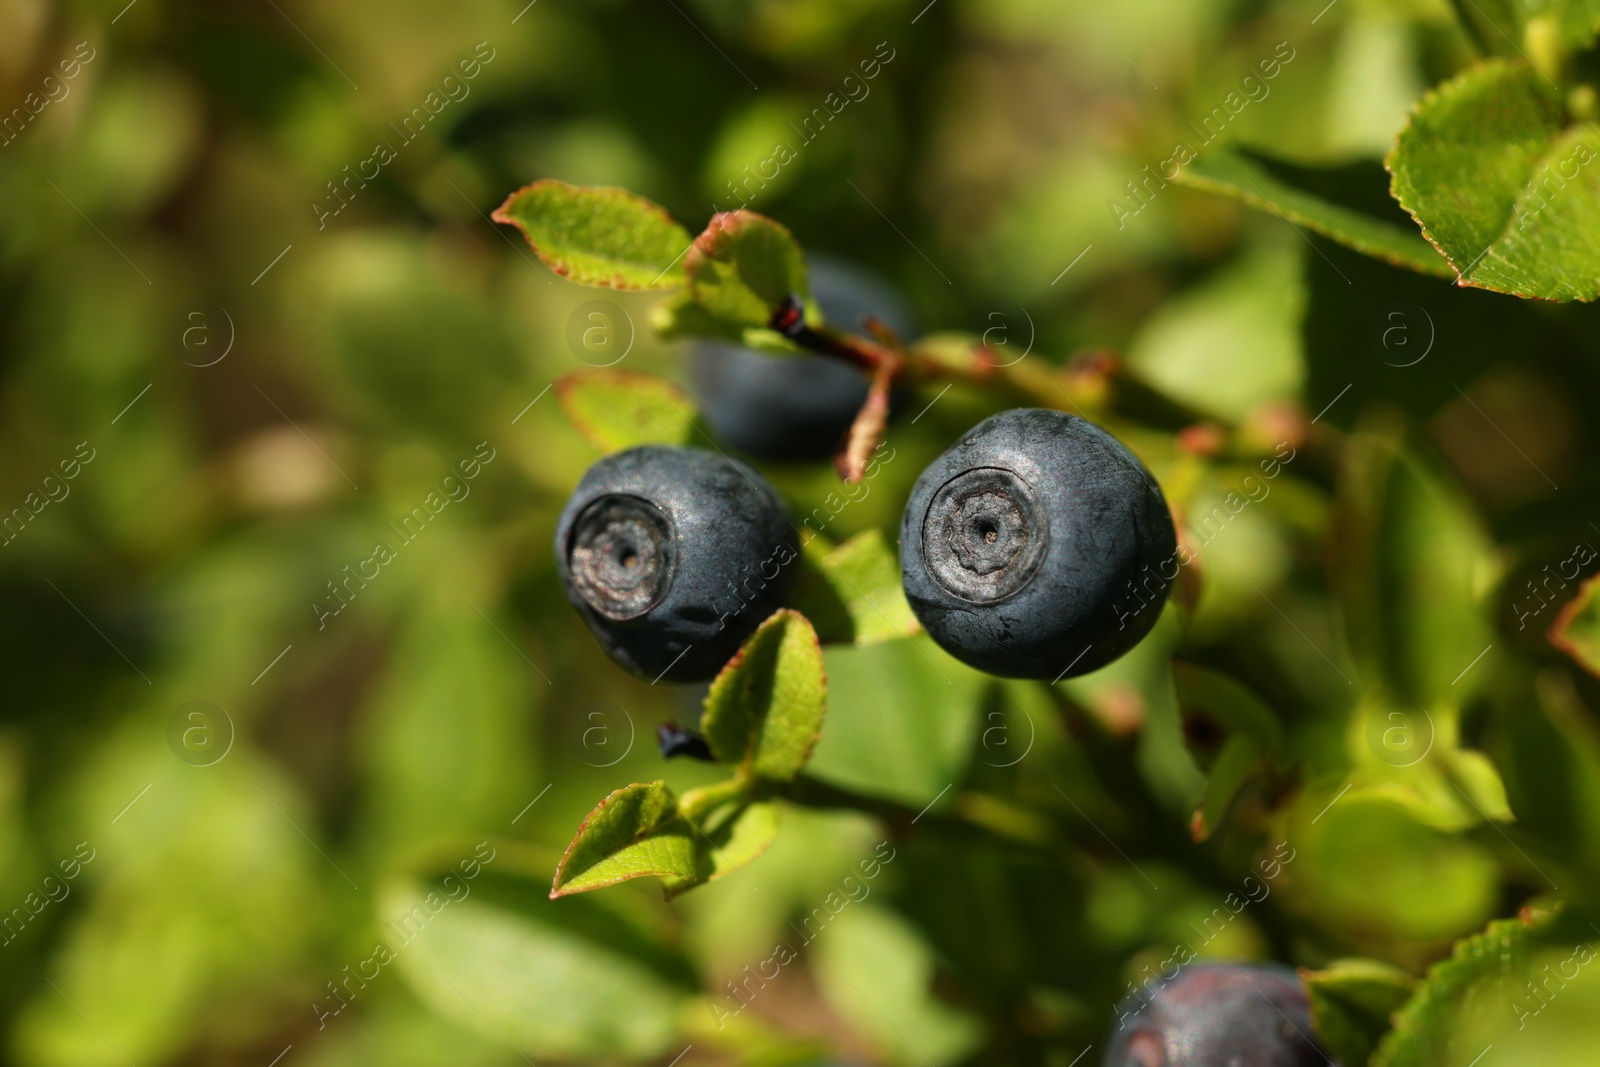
left=1174, top=663, right=1285, bottom=842
left=795, top=530, right=921, bottom=646
left=1174, top=147, right=1451, bottom=278
left=552, top=779, right=782, bottom=900
left=1445, top=748, right=1515, bottom=823
left=388, top=864, right=697, bottom=1060
left=660, top=798, right=779, bottom=896
left=1303, top=959, right=1417, bottom=1067
left=1497, top=673, right=1600, bottom=875
left=1551, top=570, right=1600, bottom=677
left=701, top=609, right=827, bottom=782
left=550, top=782, right=696, bottom=897
left=1338, top=425, right=1497, bottom=706
left=1388, top=60, right=1600, bottom=301
left=491, top=180, right=692, bottom=290
left=1371, top=904, right=1600, bottom=1066
left=1343, top=702, right=1513, bottom=833
left=650, top=290, right=748, bottom=343
left=555, top=370, right=696, bottom=453
left=650, top=290, right=806, bottom=354
left=1286, top=787, right=1499, bottom=945
left=1190, top=734, right=1267, bottom=843
left=684, top=210, right=809, bottom=327
left=807, top=637, right=985, bottom=808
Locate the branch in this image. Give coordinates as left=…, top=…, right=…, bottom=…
left=768, top=295, right=887, bottom=373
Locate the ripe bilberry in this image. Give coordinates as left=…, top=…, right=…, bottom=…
left=900, top=408, right=1176, bottom=679
left=1104, top=962, right=1332, bottom=1067
left=555, top=446, right=797, bottom=682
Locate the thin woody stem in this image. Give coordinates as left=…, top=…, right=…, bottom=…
left=766, top=293, right=1218, bottom=435
left=768, top=294, right=1055, bottom=406
left=767, top=294, right=885, bottom=373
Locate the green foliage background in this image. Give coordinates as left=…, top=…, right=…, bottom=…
left=5, top=0, right=1600, bottom=1064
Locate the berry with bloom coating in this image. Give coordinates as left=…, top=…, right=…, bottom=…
left=900, top=408, right=1176, bottom=679
left=1104, top=962, right=1333, bottom=1067
left=555, top=446, right=796, bottom=683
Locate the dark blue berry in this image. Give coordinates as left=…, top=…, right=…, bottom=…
left=690, top=257, right=916, bottom=461
left=1104, top=962, right=1333, bottom=1067
left=555, top=446, right=797, bottom=683
left=900, top=408, right=1176, bottom=680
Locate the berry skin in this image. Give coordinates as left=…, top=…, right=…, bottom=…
left=555, top=446, right=797, bottom=683
left=690, top=257, right=916, bottom=461
left=900, top=408, right=1176, bottom=679
left=1104, top=962, right=1333, bottom=1067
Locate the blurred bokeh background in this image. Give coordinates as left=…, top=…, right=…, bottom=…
left=4, top=0, right=1600, bottom=1064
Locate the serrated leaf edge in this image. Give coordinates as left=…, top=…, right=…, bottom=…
left=491, top=179, right=691, bottom=290
left=1371, top=904, right=1560, bottom=1066
left=550, top=781, right=685, bottom=899
left=1383, top=59, right=1585, bottom=302
left=702, top=609, right=829, bottom=778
